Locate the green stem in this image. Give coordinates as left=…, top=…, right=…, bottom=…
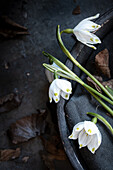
left=87, top=112, right=113, bottom=135
left=44, top=62, right=113, bottom=116
left=43, top=51, right=79, bottom=79
left=43, top=54, right=113, bottom=115
left=56, top=25, right=113, bottom=101
left=43, top=52, right=113, bottom=106
left=86, top=88, right=113, bottom=116
left=54, top=71, right=58, bottom=79
left=43, top=63, right=84, bottom=84
left=60, top=29, right=73, bottom=35
left=83, top=83, right=113, bottom=105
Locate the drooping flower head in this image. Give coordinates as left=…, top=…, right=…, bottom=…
left=69, top=121, right=102, bottom=154
left=73, top=14, right=101, bottom=49
left=49, top=79, right=72, bottom=103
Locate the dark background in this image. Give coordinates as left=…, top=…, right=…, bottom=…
left=0, top=0, right=113, bottom=169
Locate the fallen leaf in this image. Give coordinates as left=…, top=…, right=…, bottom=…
left=0, top=148, right=20, bottom=161
left=72, top=6, right=81, bottom=15
left=0, top=16, right=29, bottom=38
left=0, top=93, right=23, bottom=114
left=8, top=109, right=47, bottom=144
left=87, top=75, right=103, bottom=93
left=40, top=135, right=67, bottom=170
left=95, top=49, right=111, bottom=78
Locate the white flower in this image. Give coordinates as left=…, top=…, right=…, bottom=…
left=68, top=121, right=102, bottom=154
left=49, top=79, right=72, bottom=103
left=73, top=13, right=101, bottom=49
left=45, top=63, right=60, bottom=83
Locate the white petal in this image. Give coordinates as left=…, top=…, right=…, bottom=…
left=49, top=79, right=59, bottom=94
left=86, top=32, right=101, bottom=44
left=73, top=122, right=84, bottom=132
left=78, top=129, right=93, bottom=148
left=74, top=20, right=101, bottom=33
left=97, top=129, right=102, bottom=147
left=56, top=79, right=72, bottom=94
left=84, top=13, right=100, bottom=21
left=68, top=131, right=79, bottom=140
left=70, top=122, right=84, bottom=140
left=74, top=14, right=100, bottom=31
left=83, top=42, right=97, bottom=50
left=49, top=89, right=53, bottom=103
left=45, top=69, right=54, bottom=83
left=60, top=91, right=70, bottom=100
left=49, top=79, right=60, bottom=103
left=87, top=130, right=102, bottom=154
left=68, top=122, right=84, bottom=140
left=74, top=29, right=101, bottom=44
left=53, top=92, right=60, bottom=103
left=52, top=62, right=60, bottom=68
left=73, top=14, right=101, bottom=49
left=84, top=121, right=99, bottom=135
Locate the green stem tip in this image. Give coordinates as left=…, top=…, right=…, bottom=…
left=60, top=28, right=73, bottom=35
left=91, top=117, right=97, bottom=124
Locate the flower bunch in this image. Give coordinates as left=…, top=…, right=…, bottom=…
left=61, top=13, right=101, bottom=49
left=49, top=79, right=72, bottom=103
left=68, top=120, right=102, bottom=154
left=43, top=14, right=113, bottom=153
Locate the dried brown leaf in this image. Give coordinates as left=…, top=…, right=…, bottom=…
left=0, top=148, right=20, bottom=161
left=8, top=109, right=47, bottom=144
left=0, top=93, right=23, bottom=114
left=87, top=75, right=103, bottom=93
left=102, top=79, right=113, bottom=89
left=95, top=48, right=111, bottom=78
left=72, top=6, right=80, bottom=15
left=0, top=16, right=29, bottom=38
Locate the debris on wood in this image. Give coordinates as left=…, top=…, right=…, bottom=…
left=8, top=109, right=47, bottom=144
left=87, top=75, right=103, bottom=93
left=0, top=148, right=20, bottom=161
left=95, top=49, right=111, bottom=78
left=0, top=93, right=23, bottom=114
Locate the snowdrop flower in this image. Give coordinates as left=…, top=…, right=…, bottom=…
left=73, top=13, right=101, bottom=49
left=68, top=121, right=102, bottom=154
left=45, top=63, right=60, bottom=83
left=49, top=79, right=72, bottom=103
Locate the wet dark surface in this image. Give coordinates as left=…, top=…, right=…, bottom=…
left=0, top=0, right=113, bottom=169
